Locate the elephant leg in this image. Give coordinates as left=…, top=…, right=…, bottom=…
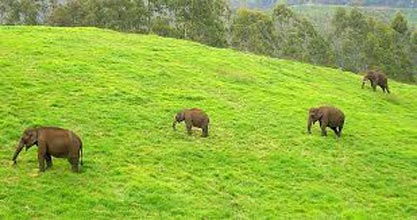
left=330, top=127, right=338, bottom=136
left=320, top=125, right=327, bottom=136
left=319, top=119, right=328, bottom=136
left=380, top=85, right=386, bottom=93
left=186, top=123, right=192, bottom=135
left=68, top=157, right=80, bottom=172
left=38, top=154, right=46, bottom=172
left=202, top=125, right=208, bottom=137
left=338, top=126, right=343, bottom=137
left=37, top=144, right=46, bottom=172
left=45, top=154, right=53, bottom=169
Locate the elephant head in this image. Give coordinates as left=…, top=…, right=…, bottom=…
left=307, top=108, right=323, bottom=134
left=12, top=128, right=38, bottom=163
left=362, top=72, right=374, bottom=89
left=172, top=111, right=185, bottom=131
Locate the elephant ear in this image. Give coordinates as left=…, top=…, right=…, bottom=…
left=362, top=75, right=368, bottom=81
left=308, top=108, right=319, bottom=121
left=176, top=111, right=185, bottom=122
left=32, top=128, right=38, bottom=139
left=364, top=72, right=373, bottom=81
left=308, top=108, right=316, bottom=115
left=25, top=128, right=38, bottom=146
left=316, top=110, right=324, bottom=120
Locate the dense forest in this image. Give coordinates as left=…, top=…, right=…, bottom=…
left=231, top=0, right=417, bottom=8
left=0, top=0, right=416, bottom=82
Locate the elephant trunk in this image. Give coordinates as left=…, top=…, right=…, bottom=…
left=12, top=139, right=24, bottom=163
left=172, top=120, right=177, bottom=131
left=307, top=118, right=313, bottom=134
left=362, top=76, right=368, bottom=89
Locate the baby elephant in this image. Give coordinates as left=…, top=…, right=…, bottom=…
left=12, top=127, right=83, bottom=172
left=307, top=106, right=345, bottom=138
left=173, top=108, right=210, bottom=137
left=362, top=70, right=390, bottom=93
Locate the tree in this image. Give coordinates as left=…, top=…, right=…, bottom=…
left=391, top=12, right=408, bottom=35
left=410, top=31, right=417, bottom=80
left=230, top=8, right=275, bottom=56
left=411, top=31, right=417, bottom=53
left=272, top=4, right=332, bottom=65
left=48, top=0, right=87, bottom=27
left=330, top=8, right=371, bottom=72
left=0, top=0, right=44, bottom=24
left=168, top=0, right=230, bottom=47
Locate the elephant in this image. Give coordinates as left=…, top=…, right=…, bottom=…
left=173, top=108, right=210, bottom=137
left=362, top=70, right=390, bottom=93
left=12, top=127, right=83, bottom=172
left=307, top=106, right=345, bottom=137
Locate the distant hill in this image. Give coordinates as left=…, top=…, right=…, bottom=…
left=230, top=1, right=417, bottom=29
left=291, top=4, right=417, bottom=28
left=230, top=0, right=417, bottom=9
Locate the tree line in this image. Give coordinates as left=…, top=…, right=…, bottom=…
left=1, top=0, right=416, bottom=82
left=232, top=0, right=417, bottom=8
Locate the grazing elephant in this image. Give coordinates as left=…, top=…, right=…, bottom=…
left=307, top=106, right=345, bottom=138
left=12, top=127, right=83, bottom=172
left=173, top=108, right=210, bottom=137
left=362, top=71, right=390, bottom=93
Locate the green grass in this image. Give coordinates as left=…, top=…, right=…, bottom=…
left=291, top=4, right=417, bottom=29
left=0, top=26, right=416, bottom=219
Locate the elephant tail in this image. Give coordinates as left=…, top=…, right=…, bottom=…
left=79, top=141, right=83, bottom=166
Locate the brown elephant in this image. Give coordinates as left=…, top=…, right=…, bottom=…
left=307, top=106, right=345, bottom=137
left=362, top=70, right=390, bottom=93
left=12, top=127, right=83, bottom=172
left=173, top=108, right=210, bottom=137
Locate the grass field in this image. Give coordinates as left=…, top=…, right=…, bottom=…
left=0, top=26, right=416, bottom=219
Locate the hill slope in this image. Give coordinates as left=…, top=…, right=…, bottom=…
left=0, top=26, right=416, bottom=219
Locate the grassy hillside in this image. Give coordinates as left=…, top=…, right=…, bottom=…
left=291, top=4, right=417, bottom=28
left=0, top=26, right=416, bottom=219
